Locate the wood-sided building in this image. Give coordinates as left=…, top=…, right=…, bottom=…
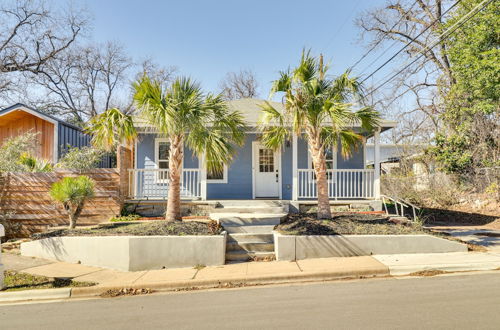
left=0, top=103, right=92, bottom=163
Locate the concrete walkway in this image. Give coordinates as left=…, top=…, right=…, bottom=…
left=431, top=228, right=500, bottom=252
left=3, top=251, right=500, bottom=294
left=9, top=255, right=388, bottom=289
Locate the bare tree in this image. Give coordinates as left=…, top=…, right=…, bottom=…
left=0, top=0, right=87, bottom=76
left=0, top=0, right=88, bottom=108
left=27, top=42, right=132, bottom=123
left=136, top=58, right=177, bottom=85
left=219, top=69, right=259, bottom=100
left=356, top=0, right=455, bottom=142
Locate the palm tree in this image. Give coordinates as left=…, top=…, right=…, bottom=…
left=133, top=76, right=245, bottom=221
left=260, top=50, right=380, bottom=219
left=86, top=107, right=137, bottom=151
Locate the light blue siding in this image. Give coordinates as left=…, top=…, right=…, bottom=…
left=135, top=133, right=366, bottom=200
left=207, top=134, right=256, bottom=199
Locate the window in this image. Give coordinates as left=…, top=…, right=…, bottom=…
left=308, top=145, right=337, bottom=181
left=157, top=141, right=169, bottom=169
left=206, top=161, right=227, bottom=183
left=259, top=148, right=274, bottom=172
left=309, top=146, right=337, bottom=170
left=155, top=139, right=170, bottom=182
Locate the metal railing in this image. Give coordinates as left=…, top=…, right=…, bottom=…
left=297, top=169, right=375, bottom=199
left=128, top=168, right=202, bottom=199
left=381, top=194, right=421, bottom=221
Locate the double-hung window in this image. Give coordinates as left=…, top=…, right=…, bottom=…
left=308, top=145, right=337, bottom=180
left=206, top=160, right=227, bottom=184
left=155, top=139, right=170, bottom=182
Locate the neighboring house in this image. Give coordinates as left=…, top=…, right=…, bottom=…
left=365, top=144, right=427, bottom=174
left=0, top=103, right=94, bottom=163
left=128, top=98, right=396, bottom=203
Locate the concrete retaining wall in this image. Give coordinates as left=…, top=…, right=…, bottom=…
left=274, top=232, right=468, bottom=261
left=21, top=233, right=227, bottom=271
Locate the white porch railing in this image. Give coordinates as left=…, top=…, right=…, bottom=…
left=128, top=169, right=202, bottom=199
left=298, top=169, right=375, bottom=199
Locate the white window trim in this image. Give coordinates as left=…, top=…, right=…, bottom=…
left=154, top=138, right=180, bottom=184
left=206, top=164, right=228, bottom=184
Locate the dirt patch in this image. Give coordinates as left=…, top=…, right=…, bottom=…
left=276, top=213, right=431, bottom=235
left=32, top=220, right=222, bottom=239
left=424, top=207, right=500, bottom=228
left=408, top=270, right=451, bottom=277
left=1, top=271, right=96, bottom=292
left=100, top=288, right=155, bottom=298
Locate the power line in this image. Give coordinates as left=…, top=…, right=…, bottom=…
left=360, top=0, right=463, bottom=85
left=350, top=0, right=419, bottom=71
left=323, top=0, right=363, bottom=53
left=365, top=0, right=495, bottom=99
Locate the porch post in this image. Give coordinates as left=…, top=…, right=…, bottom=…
left=374, top=128, right=381, bottom=199
left=200, top=153, right=207, bottom=200
left=292, top=133, right=298, bottom=201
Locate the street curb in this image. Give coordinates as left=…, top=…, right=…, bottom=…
left=0, top=287, right=71, bottom=303
left=388, top=262, right=500, bottom=276
left=70, top=266, right=390, bottom=298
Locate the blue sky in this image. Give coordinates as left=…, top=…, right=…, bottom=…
left=83, top=0, right=389, bottom=96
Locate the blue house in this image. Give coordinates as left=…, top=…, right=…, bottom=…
left=128, top=98, right=395, bottom=206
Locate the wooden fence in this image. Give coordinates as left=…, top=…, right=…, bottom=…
left=0, top=169, right=122, bottom=238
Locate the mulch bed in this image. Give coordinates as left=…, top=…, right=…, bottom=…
left=32, top=220, right=222, bottom=239
left=275, top=213, right=432, bottom=236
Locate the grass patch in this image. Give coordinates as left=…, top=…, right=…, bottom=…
left=2, top=271, right=96, bottom=292
left=110, top=214, right=141, bottom=222
left=276, top=213, right=431, bottom=235
left=32, top=220, right=222, bottom=239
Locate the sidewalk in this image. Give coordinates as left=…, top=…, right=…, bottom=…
left=2, top=252, right=500, bottom=302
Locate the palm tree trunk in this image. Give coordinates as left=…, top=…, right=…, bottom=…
left=309, top=134, right=332, bottom=219
left=165, top=135, right=183, bottom=221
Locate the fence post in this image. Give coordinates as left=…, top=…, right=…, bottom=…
left=0, top=224, right=5, bottom=289
left=117, top=145, right=132, bottom=204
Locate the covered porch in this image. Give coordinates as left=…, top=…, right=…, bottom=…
left=126, top=128, right=386, bottom=202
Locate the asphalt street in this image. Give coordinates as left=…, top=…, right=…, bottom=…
left=1, top=272, right=499, bottom=329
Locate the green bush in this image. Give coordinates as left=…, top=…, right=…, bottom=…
left=57, top=146, right=105, bottom=171
left=50, top=176, right=95, bottom=229
left=0, top=132, right=39, bottom=172
left=18, top=153, right=53, bottom=172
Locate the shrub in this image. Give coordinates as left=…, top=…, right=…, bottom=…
left=57, top=146, right=105, bottom=171
left=0, top=132, right=39, bottom=172
left=18, top=153, right=53, bottom=172
left=50, top=176, right=95, bottom=229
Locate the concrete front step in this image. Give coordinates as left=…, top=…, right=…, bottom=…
left=211, top=213, right=287, bottom=226
left=226, top=242, right=274, bottom=252
left=227, top=233, right=274, bottom=243
left=216, top=200, right=284, bottom=207
left=223, top=225, right=276, bottom=234
left=225, top=251, right=276, bottom=262
left=210, top=206, right=286, bottom=214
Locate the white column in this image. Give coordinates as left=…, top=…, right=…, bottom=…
left=200, top=153, right=207, bottom=200
left=292, top=133, right=298, bottom=201
left=374, top=128, right=381, bottom=199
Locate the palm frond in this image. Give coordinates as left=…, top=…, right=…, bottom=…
left=338, top=130, right=363, bottom=159
left=86, top=108, right=137, bottom=151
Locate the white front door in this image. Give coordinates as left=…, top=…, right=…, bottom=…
left=253, top=142, right=280, bottom=198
